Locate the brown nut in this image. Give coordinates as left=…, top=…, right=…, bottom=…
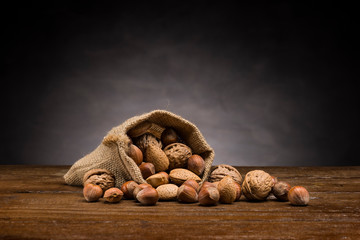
left=139, top=162, right=156, bottom=179
left=271, top=176, right=278, bottom=186
left=177, top=184, right=198, bottom=203
left=169, top=168, right=201, bottom=186
left=136, top=187, right=159, bottom=206
left=133, top=183, right=152, bottom=200
left=164, top=143, right=192, bottom=170
left=288, top=186, right=310, bottom=206
left=199, top=181, right=216, bottom=192
left=103, top=187, right=124, bottom=203
left=128, top=121, right=153, bottom=138
left=273, top=181, right=291, bottom=201
left=218, top=176, right=237, bottom=204
left=198, top=186, right=220, bottom=206
left=234, top=182, right=242, bottom=201
left=83, top=169, right=115, bottom=192
left=83, top=183, right=103, bottom=202
left=161, top=128, right=180, bottom=147
left=128, top=144, right=143, bottom=166
left=242, top=170, right=273, bottom=201
left=209, top=164, right=242, bottom=184
left=187, top=154, right=205, bottom=176
left=120, top=181, right=139, bottom=200
left=146, top=144, right=170, bottom=172
left=156, top=184, right=179, bottom=201
left=183, top=179, right=200, bottom=192
left=134, top=133, right=162, bottom=154
left=146, top=172, right=169, bottom=188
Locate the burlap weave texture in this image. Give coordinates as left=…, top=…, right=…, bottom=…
left=64, top=110, right=215, bottom=188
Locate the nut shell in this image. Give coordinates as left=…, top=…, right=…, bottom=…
left=103, top=187, right=124, bottom=203
left=83, top=169, right=115, bottom=191
left=169, top=168, right=201, bottom=186
left=177, top=184, right=198, bottom=203
left=273, top=181, right=291, bottom=201
left=139, top=162, right=156, bottom=179
left=136, top=187, right=159, bottom=206
left=198, top=186, right=220, bottom=206
left=161, top=128, right=180, bottom=147
left=156, top=184, right=179, bottom=201
left=127, top=121, right=153, bottom=138
left=120, top=181, right=139, bottom=199
left=164, top=143, right=192, bottom=170
left=83, top=183, right=103, bottom=202
left=288, top=186, right=310, bottom=206
left=242, top=170, right=273, bottom=201
left=134, top=133, right=162, bottom=154
left=209, top=164, right=242, bottom=184
left=146, top=172, right=169, bottom=188
left=133, top=183, right=152, bottom=200
left=218, top=176, right=237, bottom=204
left=183, top=179, right=200, bottom=192
left=146, top=145, right=170, bottom=172
left=128, top=144, right=143, bottom=166
left=187, top=154, right=205, bottom=176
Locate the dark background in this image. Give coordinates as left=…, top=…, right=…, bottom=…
left=2, top=2, right=359, bottom=166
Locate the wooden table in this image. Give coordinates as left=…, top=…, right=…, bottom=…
left=0, top=166, right=359, bottom=239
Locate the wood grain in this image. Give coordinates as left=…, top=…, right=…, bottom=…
left=0, top=165, right=359, bottom=239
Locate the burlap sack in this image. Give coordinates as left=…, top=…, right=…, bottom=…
left=64, top=110, right=215, bottom=188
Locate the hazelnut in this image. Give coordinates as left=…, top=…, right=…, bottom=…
left=218, top=176, right=237, bottom=204
left=273, top=181, right=291, bottom=201
left=120, top=181, right=139, bottom=200
left=234, top=182, right=242, bottom=201
left=136, top=187, right=159, bottom=206
left=146, top=172, right=169, bottom=188
left=199, top=181, right=216, bottom=191
left=133, top=183, right=152, bottom=200
left=198, top=186, right=220, bottom=206
left=183, top=179, right=200, bottom=192
left=83, top=183, right=103, bottom=202
left=161, top=128, right=180, bottom=147
left=103, top=188, right=124, bottom=203
left=288, top=186, right=310, bottom=206
left=271, top=176, right=278, bottom=186
left=139, top=162, right=156, bottom=179
left=177, top=184, right=198, bottom=203
left=128, top=144, right=143, bottom=166
left=187, top=154, right=205, bottom=176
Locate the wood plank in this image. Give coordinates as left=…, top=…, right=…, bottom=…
left=0, top=165, right=359, bottom=239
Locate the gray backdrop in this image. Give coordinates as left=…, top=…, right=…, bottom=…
left=2, top=2, right=358, bottom=166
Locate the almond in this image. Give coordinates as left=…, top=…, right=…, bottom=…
left=169, top=168, right=201, bottom=186
left=156, top=184, right=179, bottom=201
left=146, top=144, right=169, bottom=172
left=146, top=172, right=169, bottom=188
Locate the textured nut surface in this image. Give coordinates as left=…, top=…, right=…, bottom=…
left=164, top=143, right=192, bottom=170
left=169, top=168, right=201, bottom=186
left=242, top=170, right=274, bottom=201
left=218, top=176, right=237, bottom=204
left=128, top=121, right=153, bottom=138
left=156, top=184, right=179, bottom=201
left=103, top=187, right=123, bottom=203
left=120, top=181, right=139, bottom=199
left=177, top=184, right=198, bottom=203
left=83, top=183, right=103, bottom=202
left=198, top=186, right=220, bottom=206
left=187, top=154, right=205, bottom=176
left=146, top=172, right=169, bottom=188
left=273, top=181, right=291, bottom=201
left=209, top=164, right=243, bottom=184
left=288, top=186, right=310, bottom=206
left=134, top=133, right=162, bottom=154
left=128, top=144, right=143, bottom=165
left=83, top=169, right=115, bottom=191
left=146, top=144, right=170, bottom=172
left=161, top=128, right=180, bottom=147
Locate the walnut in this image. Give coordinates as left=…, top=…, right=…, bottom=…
left=208, top=164, right=243, bottom=184
left=83, top=169, right=115, bottom=191
left=134, top=133, right=162, bottom=154
left=242, top=170, right=274, bottom=201
left=163, top=143, right=192, bottom=170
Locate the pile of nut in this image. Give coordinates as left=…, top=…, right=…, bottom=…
left=82, top=125, right=310, bottom=206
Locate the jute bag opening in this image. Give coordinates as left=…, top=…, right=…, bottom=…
left=64, top=110, right=215, bottom=188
